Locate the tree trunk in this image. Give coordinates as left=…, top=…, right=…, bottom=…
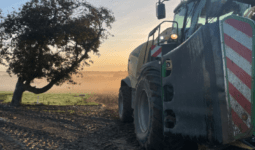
left=10, top=77, right=25, bottom=107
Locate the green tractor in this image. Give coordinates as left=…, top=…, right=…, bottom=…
left=118, top=0, right=255, bottom=149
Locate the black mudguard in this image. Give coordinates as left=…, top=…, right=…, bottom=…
left=121, top=76, right=131, bottom=88
left=131, top=60, right=161, bottom=109
left=139, top=60, right=161, bottom=78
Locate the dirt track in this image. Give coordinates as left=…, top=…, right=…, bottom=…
left=0, top=93, right=144, bottom=150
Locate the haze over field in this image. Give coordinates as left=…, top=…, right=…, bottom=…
left=0, top=71, right=128, bottom=94
left=0, top=0, right=180, bottom=72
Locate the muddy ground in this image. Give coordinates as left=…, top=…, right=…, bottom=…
left=0, top=71, right=249, bottom=150
left=0, top=93, right=249, bottom=150
left=0, top=71, right=145, bottom=150
left=0, top=93, right=144, bottom=150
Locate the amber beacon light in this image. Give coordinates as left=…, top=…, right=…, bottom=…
left=171, top=34, right=178, bottom=40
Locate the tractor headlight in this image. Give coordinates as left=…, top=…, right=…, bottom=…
left=160, top=36, right=164, bottom=41
left=171, top=34, right=178, bottom=40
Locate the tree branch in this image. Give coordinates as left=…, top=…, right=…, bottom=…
left=23, top=78, right=56, bottom=94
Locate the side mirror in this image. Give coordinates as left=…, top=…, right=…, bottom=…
left=156, top=3, right=166, bottom=19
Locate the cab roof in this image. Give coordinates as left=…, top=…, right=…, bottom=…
left=173, top=0, right=195, bottom=13
left=173, top=0, right=255, bottom=13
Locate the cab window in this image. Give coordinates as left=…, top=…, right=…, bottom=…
left=206, top=0, right=251, bottom=23
left=219, top=1, right=251, bottom=20
left=172, top=5, right=187, bottom=43
left=183, top=1, right=197, bottom=39
left=198, top=1, right=206, bottom=25
left=184, top=0, right=206, bottom=40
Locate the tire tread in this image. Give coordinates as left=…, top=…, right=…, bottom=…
left=134, top=69, right=186, bottom=150
left=119, top=86, right=133, bottom=123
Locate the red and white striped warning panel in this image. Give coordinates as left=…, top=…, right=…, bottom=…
left=151, top=45, right=162, bottom=57
left=221, top=17, right=254, bottom=137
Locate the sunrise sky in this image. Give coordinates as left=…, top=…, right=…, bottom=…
left=0, top=0, right=180, bottom=72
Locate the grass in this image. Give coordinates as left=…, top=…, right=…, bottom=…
left=0, top=91, right=100, bottom=115
left=0, top=91, right=98, bottom=106
left=0, top=91, right=120, bottom=119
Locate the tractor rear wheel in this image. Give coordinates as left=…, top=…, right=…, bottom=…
left=118, top=86, right=133, bottom=123
left=134, top=69, right=186, bottom=150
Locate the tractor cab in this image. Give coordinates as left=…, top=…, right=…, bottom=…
left=170, top=0, right=253, bottom=43
left=146, top=0, right=254, bottom=64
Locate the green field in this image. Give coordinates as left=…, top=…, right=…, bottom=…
left=0, top=91, right=98, bottom=106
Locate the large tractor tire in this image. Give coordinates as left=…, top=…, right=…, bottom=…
left=118, top=86, right=133, bottom=123
left=133, top=69, right=186, bottom=150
